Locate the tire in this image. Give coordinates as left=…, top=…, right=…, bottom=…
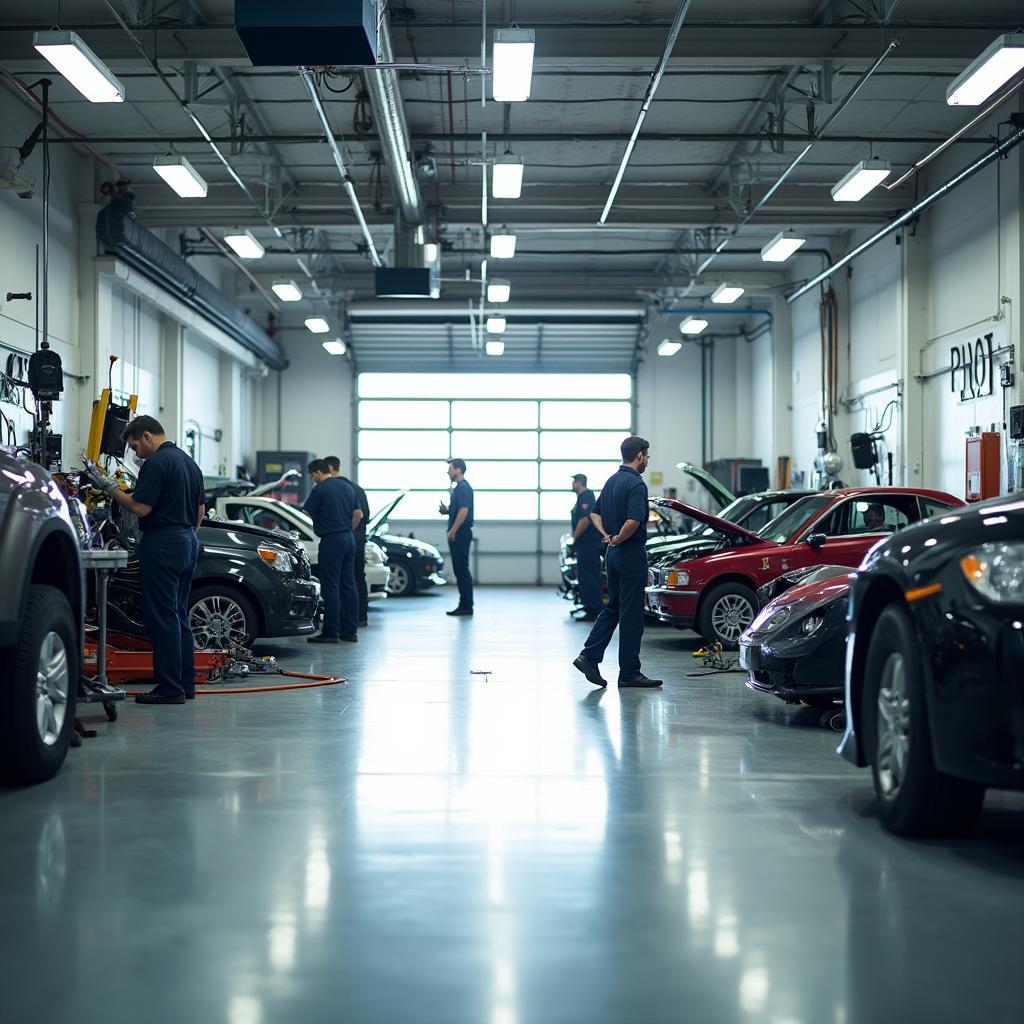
left=0, top=585, right=79, bottom=785
left=697, top=582, right=757, bottom=650
left=861, top=604, right=985, bottom=837
left=188, top=586, right=258, bottom=650
left=386, top=560, right=417, bottom=597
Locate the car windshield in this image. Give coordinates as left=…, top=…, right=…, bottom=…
left=757, top=494, right=833, bottom=544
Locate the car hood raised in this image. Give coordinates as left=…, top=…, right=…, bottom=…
left=650, top=497, right=763, bottom=544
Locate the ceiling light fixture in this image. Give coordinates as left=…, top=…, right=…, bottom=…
left=487, top=278, right=511, bottom=303
left=657, top=339, right=682, bottom=357
left=223, top=229, right=265, bottom=259
left=33, top=31, right=125, bottom=103
left=152, top=155, right=207, bottom=198
left=305, top=317, right=330, bottom=334
left=322, top=339, right=347, bottom=356
left=947, top=33, right=1024, bottom=106
left=710, top=283, right=745, bottom=304
left=760, top=231, right=806, bottom=263
left=490, top=228, right=517, bottom=259
left=423, top=242, right=440, bottom=263
left=831, top=159, right=892, bottom=202
left=492, top=28, right=535, bottom=102
left=486, top=316, right=507, bottom=333
left=679, top=317, right=708, bottom=335
left=485, top=337, right=506, bottom=356
left=492, top=154, right=524, bottom=199
left=271, top=280, right=302, bottom=302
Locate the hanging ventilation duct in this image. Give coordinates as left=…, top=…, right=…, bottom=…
left=96, top=195, right=287, bottom=370
left=235, top=0, right=378, bottom=66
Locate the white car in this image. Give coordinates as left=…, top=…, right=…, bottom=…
left=209, top=479, right=391, bottom=602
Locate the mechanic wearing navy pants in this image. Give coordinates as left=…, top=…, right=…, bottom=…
left=304, top=458, right=361, bottom=643
left=570, top=472, right=603, bottom=620
left=325, top=455, right=372, bottom=627
left=573, top=437, right=663, bottom=689
left=87, top=415, right=205, bottom=705
left=439, top=458, right=474, bottom=616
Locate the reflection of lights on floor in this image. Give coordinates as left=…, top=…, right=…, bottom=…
left=663, top=830, right=683, bottom=864
left=491, top=1007, right=517, bottom=1024
left=229, top=995, right=263, bottom=1024
left=269, top=921, right=297, bottom=971
left=687, top=867, right=710, bottom=925
left=714, top=918, right=740, bottom=959
left=305, top=837, right=331, bottom=912
left=739, top=966, right=769, bottom=1012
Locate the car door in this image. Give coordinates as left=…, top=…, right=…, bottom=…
left=789, top=495, right=918, bottom=569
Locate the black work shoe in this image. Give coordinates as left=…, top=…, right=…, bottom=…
left=308, top=634, right=340, bottom=644
left=358, top=619, right=369, bottom=628
left=447, top=608, right=474, bottom=616
left=340, top=633, right=358, bottom=643
left=573, top=654, right=607, bottom=687
left=135, top=691, right=186, bottom=705
left=618, top=673, right=663, bottom=688
left=184, top=692, right=195, bottom=700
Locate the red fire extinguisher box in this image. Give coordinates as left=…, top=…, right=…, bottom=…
left=965, top=432, right=1000, bottom=502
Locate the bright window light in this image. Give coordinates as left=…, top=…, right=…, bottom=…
left=152, top=155, right=207, bottom=198
left=33, top=31, right=125, bottom=103
left=487, top=279, right=511, bottom=303
left=423, top=242, right=439, bottom=263
left=358, top=373, right=631, bottom=400
left=490, top=229, right=517, bottom=259
left=831, top=159, right=892, bottom=202
left=680, top=317, right=708, bottom=335
left=947, top=33, right=1024, bottom=106
left=322, top=339, right=347, bottom=355
left=760, top=231, right=806, bottom=263
left=305, top=317, right=330, bottom=334
left=486, top=316, right=507, bottom=333
left=711, top=283, right=745, bottom=304
left=224, top=229, right=265, bottom=259
left=272, top=280, right=302, bottom=301
left=492, top=155, right=524, bottom=199
left=492, top=28, right=535, bottom=102
left=658, top=339, right=682, bottom=356
left=485, top=338, right=505, bottom=356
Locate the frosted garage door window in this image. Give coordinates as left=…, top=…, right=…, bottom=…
left=460, top=461, right=539, bottom=490
left=366, top=490, right=445, bottom=521
left=359, top=430, right=451, bottom=459
left=541, top=432, right=627, bottom=460
left=540, top=401, right=632, bottom=430
left=451, top=400, right=538, bottom=429
left=451, top=430, right=539, bottom=459
left=474, top=491, right=538, bottom=520
left=540, top=490, right=596, bottom=522
left=359, top=400, right=450, bottom=429
left=359, top=373, right=631, bottom=400
left=539, top=461, right=622, bottom=490
left=358, top=461, right=453, bottom=490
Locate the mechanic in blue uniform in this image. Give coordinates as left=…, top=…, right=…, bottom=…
left=573, top=436, right=662, bottom=689
left=87, top=415, right=205, bottom=705
left=304, top=458, right=362, bottom=643
left=570, top=473, right=603, bottom=621
left=439, top=458, right=474, bottom=616
left=325, top=455, right=372, bottom=627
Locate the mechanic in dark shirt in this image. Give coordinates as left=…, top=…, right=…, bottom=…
left=570, top=473, right=603, bottom=621
left=325, top=455, right=372, bottom=627
left=573, top=436, right=662, bottom=689
left=304, top=458, right=361, bottom=643
left=95, top=415, right=205, bottom=705
left=438, top=458, right=474, bottom=616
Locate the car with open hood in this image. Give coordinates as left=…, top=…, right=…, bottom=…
left=364, top=491, right=446, bottom=597
left=646, top=487, right=963, bottom=648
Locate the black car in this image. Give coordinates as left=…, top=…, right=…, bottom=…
left=368, top=492, right=447, bottom=597
left=740, top=565, right=851, bottom=709
left=839, top=496, right=1024, bottom=836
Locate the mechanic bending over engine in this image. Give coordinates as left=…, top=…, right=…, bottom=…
left=84, top=415, right=205, bottom=705
left=324, top=455, right=371, bottom=628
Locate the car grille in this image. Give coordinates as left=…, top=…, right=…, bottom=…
left=295, top=546, right=312, bottom=579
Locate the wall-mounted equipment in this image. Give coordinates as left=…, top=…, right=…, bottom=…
left=27, top=342, right=63, bottom=402
left=256, top=451, right=314, bottom=504
left=705, top=458, right=769, bottom=497
left=1010, top=405, right=1024, bottom=440
left=965, top=430, right=1000, bottom=502
left=235, top=0, right=379, bottom=67
left=850, top=432, right=879, bottom=471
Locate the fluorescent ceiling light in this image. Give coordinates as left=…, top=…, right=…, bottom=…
left=831, top=159, right=892, bottom=202
left=492, top=154, right=524, bottom=199
left=710, top=283, right=745, bottom=304
left=760, top=231, right=806, bottom=263
left=486, top=316, right=507, bottom=333
left=224, top=229, right=265, bottom=259
left=679, top=317, right=708, bottom=335
left=947, top=33, right=1024, bottom=106
left=305, top=317, right=330, bottom=334
left=322, top=339, right=347, bottom=356
left=423, top=242, right=439, bottom=263
left=657, top=339, right=682, bottom=357
left=33, top=31, right=125, bottom=103
left=485, top=338, right=506, bottom=356
left=153, top=155, right=207, bottom=198
left=490, top=229, right=517, bottom=259
left=492, top=28, right=535, bottom=102
left=271, top=280, right=302, bottom=302
left=487, top=279, right=511, bottom=303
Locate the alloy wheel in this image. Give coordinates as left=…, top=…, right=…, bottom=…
left=35, top=631, right=70, bottom=747
left=190, top=595, right=247, bottom=649
left=711, top=594, right=754, bottom=642
left=876, top=652, right=911, bottom=798
left=387, top=563, right=411, bottom=596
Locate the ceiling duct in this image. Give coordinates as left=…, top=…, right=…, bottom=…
left=235, top=0, right=378, bottom=67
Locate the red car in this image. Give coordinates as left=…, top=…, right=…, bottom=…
left=645, top=488, right=964, bottom=648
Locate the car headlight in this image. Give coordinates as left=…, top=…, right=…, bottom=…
left=258, top=545, right=294, bottom=574
left=666, top=569, right=689, bottom=587
left=365, top=542, right=386, bottom=566
left=960, top=542, right=1024, bottom=603
left=801, top=614, right=824, bottom=636
left=763, top=606, right=792, bottom=632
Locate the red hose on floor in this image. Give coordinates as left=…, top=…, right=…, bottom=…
left=122, top=673, right=346, bottom=695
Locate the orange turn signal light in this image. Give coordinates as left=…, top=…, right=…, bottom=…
left=959, top=554, right=984, bottom=582
left=258, top=547, right=279, bottom=563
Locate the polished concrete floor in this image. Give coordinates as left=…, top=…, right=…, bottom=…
left=2, top=587, right=1023, bottom=1024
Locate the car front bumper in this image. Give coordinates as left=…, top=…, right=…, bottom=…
left=366, top=563, right=390, bottom=602
left=645, top=587, right=698, bottom=629
left=265, top=578, right=320, bottom=637
left=740, top=631, right=846, bottom=702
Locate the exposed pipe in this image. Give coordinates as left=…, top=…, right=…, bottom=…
left=362, top=18, right=424, bottom=226
left=599, top=0, right=694, bottom=224
left=300, top=70, right=382, bottom=267
left=198, top=228, right=280, bottom=312
left=786, top=123, right=1024, bottom=303
left=662, top=307, right=773, bottom=321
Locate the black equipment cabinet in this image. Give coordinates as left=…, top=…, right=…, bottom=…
left=256, top=450, right=315, bottom=504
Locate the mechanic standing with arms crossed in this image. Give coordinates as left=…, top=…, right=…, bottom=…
left=84, top=415, right=205, bottom=705
left=325, top=455, right=371, bottom=627
left=573, top=437, right=662, bottom=689
left=439, top=458, right=474, bottom=616
left=304, top=459, right=362, bottom=643
left=570, top=473, right=603, bottom=621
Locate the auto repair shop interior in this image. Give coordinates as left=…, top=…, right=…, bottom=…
left=1, top=3, right=1023, bottom=1022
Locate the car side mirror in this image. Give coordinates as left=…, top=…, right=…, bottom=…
left=806, top=533, right=827, bottom=549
